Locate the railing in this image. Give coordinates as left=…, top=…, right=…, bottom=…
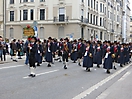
left=53, top=16, right=69, bottom=22
left=80, top=18, right=88, bottom=24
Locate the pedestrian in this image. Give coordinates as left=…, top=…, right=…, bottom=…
left=103, top=41, right=113, bottom=74
left=93, top=41, right=102, bottom=68
left=77, top=38, right=84, bottom=66
left=10, top=39, right=18, bottom=62
left=0, top=36, right=4, bottom=61
left=71, top=39, right=78, bottom=63
left=45, top=37, right=53, bottom=67
left=62, top=38, right=71, bottom=69
left=36, top=40, right=43, bottom=66
left=28, top=36, right=37, bottom=77
left=83, top=41, right=93, bottom=72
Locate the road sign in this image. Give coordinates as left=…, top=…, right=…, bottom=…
left=33, top=21, right=38, bottom=26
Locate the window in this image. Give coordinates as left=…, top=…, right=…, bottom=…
left=82, top=0, right=84, bottom=3
left=94, top=0, right=96, bottom=9
left=20, top=0, right=22, bottom=3
left=91, top=0, right=93, bottom=8
left=10, top=28, right=14, bottom=39
left=30, top=9, right=34, bottom=20
left=10, top=11, right=14, bottom=21
left=96, top=16, right=98, bottom=25
left=20, top=10, right=21, bottom=21
left=23, top=10, right=28, bottom=20
left=90, top=14, right=92, bottom=24
left=100, top=3, right=102, bottom=12
left=10, top=0, right=14, bottom=4
left=93, top=15, right=95, bottom=25
left=87, top=13, right=89, bottom=23
left=88, top=0, right=90, bottom=6
left=40, top=27, right=44, bottom=39
left=40, top=9, right=45, bottom=20
left=59, top=8, right=65, bottom=21
left=30, top=0, right=34, bottom=2
left=23, top=0, right=28, bottom=2
left=96, top=2, right=98, bottom=11
left=100, top=17, right=102, bottom=26
left=40, top=0, right=45, bottom=2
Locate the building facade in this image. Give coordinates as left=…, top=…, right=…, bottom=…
left=0, top=0, right=3, bottom=36
left=5, top=0, right=130, bottom=42
left=130, top=16, right=132, bottom=42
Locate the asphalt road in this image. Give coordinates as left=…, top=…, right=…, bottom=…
left=0, top=59, right=132, bottom=99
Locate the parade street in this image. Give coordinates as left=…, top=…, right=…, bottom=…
left=0, top=59, right=132, bottom=99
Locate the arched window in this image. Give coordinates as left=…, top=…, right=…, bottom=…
left=40, top=27, right=44, bottom=39
left=10, top=28, right=14, bottom=39
left=58, top=26, right=64, bottom=39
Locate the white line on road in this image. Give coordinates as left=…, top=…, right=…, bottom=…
left=0, top=65, right=24, bottom=70
left=23, top=69, right=59, bottom=79
left=118, top=71, right=131, bottom=81
left=73, top=64, right=131, bottom=99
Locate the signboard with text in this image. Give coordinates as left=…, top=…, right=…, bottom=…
left=23, top=27, right=35, bottom=36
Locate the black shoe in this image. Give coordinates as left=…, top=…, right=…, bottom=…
left=73, top=61, right=76, bottom=63
left=18, top=58, right=22, bottom=59
left=59, top=60, right=62, bottom=62
left=47, top=64, right=51, bottom=67
left=78, top=63, right=81, bottom=66
left=97, top=65, right=100, bottom=68
left=87, top=68, right=90, bottom=72
left=113, top=66, right=117, bottom=70
left=120, top=64, right=123, bottom=67
left=28, top=74, right=33, bottom=77
left=106, top=70, right=110, bottom=74
left=37, top=64, right=40, bottom=66
left=32, top=74, right=36, bottom=77
left=13, top=60, right=17, bottom=62
left=64, top=65, right=67, bottom=69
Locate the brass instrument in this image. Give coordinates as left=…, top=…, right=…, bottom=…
left=64, top=43, right=69, bottom=52
left=111, top=54, right=116, bottom=58
left=89, top=53, right=92, bottom=58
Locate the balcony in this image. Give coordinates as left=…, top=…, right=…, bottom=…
left=59, top=0, right=65, bottom=4
left=53, top=16, right=69, bottom=25
left=112, top=29, right=114, bottom=33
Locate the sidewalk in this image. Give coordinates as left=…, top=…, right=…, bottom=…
left=96, top=65, right=132, bottom=99
left=0, top=55, right=26, bottom=64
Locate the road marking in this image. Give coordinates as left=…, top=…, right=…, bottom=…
left=0, top=65, right=24, bottom=70
left=118, top=71, right=131, bottom=81
left=73, top=64, right=131, bottom=99
left=23, top=69, right=59, bottom=79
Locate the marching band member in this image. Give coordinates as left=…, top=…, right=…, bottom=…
left=62, top=38, right=71, bottom=69
left=27, top=36, right=37, bottom=77
left=111, top=41, right=119, bottom=70
left=45, top=37, right=53, bottom=67
left=103, top=41, right=113, bottom=74
left=93, top=41, right=102, bottom=68
left=52, top=39, right=58, bottom=64
left=71, top=40, right=78, bottom=63
left=57, top=38, right=64, bottom=62
left=83, top=41, right=93, bottom=72
left=118, top=44, right=125, bottom=67
left=77, top=38, right=84, bottom=66
left=36, top=40, right=43, bottom=66
left=10, top=39, right=18, bottom=62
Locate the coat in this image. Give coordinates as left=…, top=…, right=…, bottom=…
left=83, top=46, right=93, bottom=68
